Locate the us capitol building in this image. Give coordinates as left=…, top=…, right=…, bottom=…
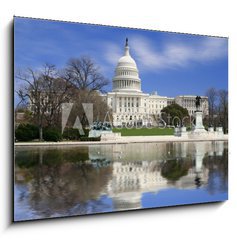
left=101, top=39, right=208, bottom=127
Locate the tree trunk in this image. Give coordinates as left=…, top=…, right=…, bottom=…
left=39, top=126, right=43, bottom=141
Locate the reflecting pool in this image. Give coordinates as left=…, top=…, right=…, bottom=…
left=14, top=141, right=228, bottom=221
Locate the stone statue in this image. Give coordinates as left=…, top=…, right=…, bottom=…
left=92, top=121, right=112, bottom=131
left=125, top=37, right=128, bottom=46
left=195, top=96, right=201, bottom=109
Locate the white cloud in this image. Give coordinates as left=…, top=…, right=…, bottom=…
left=103, top=42, right=123, bottom=66
left=119, top=35, right=227, bottom=72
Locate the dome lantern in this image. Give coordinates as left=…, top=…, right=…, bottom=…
left=124, top=38, right=129, bottom=56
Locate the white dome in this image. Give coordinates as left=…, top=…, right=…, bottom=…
left=118, top=55, right=137, bottom=66
left=116, top=42, right=137, bottom=69
left=112, top=39, right=141, bottom=93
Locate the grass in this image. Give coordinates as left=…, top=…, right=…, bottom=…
left=112, top=127, right=174, bottom=136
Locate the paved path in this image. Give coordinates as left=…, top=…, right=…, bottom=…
left=15, top=134, right=228, bottom=146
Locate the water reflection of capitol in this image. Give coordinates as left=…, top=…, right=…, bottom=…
left=89, top=141, right=226, bottom=211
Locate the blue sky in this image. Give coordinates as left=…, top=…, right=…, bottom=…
left=14, top=17, right=228, bottom=99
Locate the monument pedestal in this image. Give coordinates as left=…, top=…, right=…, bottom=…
left=180, top=126, right=188, bottom=137
left=174, top=127, right=181, bottom=136
left=174, top=126, right=188, bottom=137
left=208, top=127, right=214, bottom=132
left=192, top=110, right=207, bottom=134
left=215, top=127, right=224, bottom=137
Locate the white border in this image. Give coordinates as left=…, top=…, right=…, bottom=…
left=1, top=1, right=236, bottom=239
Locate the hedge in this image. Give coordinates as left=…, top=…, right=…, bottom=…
left=62, top=128, right=80, bottom=140
left=15, top=124, right=39, bottom=141
left=43, top=128, right=62, bottom=142
left=80, top=136, right=101, bottom=141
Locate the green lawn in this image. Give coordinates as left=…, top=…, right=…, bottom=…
left=112, top=127, right=174, bottom=136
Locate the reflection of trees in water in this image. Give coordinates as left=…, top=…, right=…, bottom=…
left=15, top=148, right=113, bottom=218
left=203, top=148, right=228, bottom=194
left=160, top=159, right=192, bottom=182
left=15, top=146, right=90, bottom=168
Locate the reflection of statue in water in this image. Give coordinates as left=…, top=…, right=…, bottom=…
left=195, top=96, right=201, bottom=110
left=194, top=142, right=206, bottom=188
left=194, top=175, right=202, bottom=188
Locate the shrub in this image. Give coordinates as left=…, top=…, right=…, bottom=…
left=43, top=128, right=62, bottom=142
left=15, top=124, right=39, bottom=141
left=62, top=128, right=80, bottom=140
left=80, top=136, right=101, bottom=141
left=161, top=103, right=189, bottom=126
left=82, top=128, right=90, bottom=137
left=186, top=126, right=192, bottom=131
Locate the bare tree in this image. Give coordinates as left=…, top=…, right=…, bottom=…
left=218, top=90, right=228, bottom=133
left=63, top=56, right=109, bottom=93
left=16, top=64, right=71, bottom=141
left=206, top=88, right=217, bottom=126
left=61, top=56, right=110, bottom=132
left=15, top=57, right=110, bottom=140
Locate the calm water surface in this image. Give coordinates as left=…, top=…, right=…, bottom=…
left=14, top=141, right=228, bottom=221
